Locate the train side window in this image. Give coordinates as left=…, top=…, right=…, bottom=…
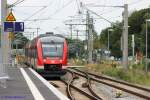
left=30, top=49, right=32, bottom=57
left=32, top=48, right=35, bottom=58
left=31, top=49, right=33, bottom=57
left=28, top=49, right=30, bottom=57
left=29, top=49, right=31, bottom=57
left=26, top=49, right=28, bottom=57
left=35, top=49, right=37, bottom=58
left=25, top=49, right=27, bottom=56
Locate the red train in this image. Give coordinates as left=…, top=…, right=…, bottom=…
left=24, top=33, right=68, bottom=77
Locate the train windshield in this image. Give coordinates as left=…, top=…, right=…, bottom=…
left=42, top=43, right=63, bottom=58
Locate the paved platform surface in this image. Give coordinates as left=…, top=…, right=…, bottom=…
left=0, top=67, right=34, bottom=100
left=0, top=66, right=69, bottom=100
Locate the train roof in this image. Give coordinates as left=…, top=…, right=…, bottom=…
left=38, top=33, right=65, bottom=39
left=35, top=33, right=65, bottom=43
left=25, top=33, right=66, bottom=48
left=40, top=35, right=65, bottom=43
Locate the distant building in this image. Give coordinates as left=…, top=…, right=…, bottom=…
left=97, top=48, right=111, bottom=60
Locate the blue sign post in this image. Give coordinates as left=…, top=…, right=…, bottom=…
left=4, top=22, right=24, bottom=32
left=14, top=22, right=24, bottom=32
left=4, top=22, right=14, bottom=32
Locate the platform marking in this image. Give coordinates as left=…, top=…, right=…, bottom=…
left=20, top=68, right=45, bottom=100
left=29, top=68, right=69, bottom=100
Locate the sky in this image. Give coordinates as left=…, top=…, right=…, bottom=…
left=0, top=0, right=150, bottom=40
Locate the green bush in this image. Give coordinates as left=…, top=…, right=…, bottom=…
left=132, top=63, right=144, bottom=70
left=82, top=62, right=150, bottom=86
left=100, top=66, right=150, bottom=86
left=148, top=62, right=150, bottom=70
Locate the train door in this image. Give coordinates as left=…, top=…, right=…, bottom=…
left=33, top=47, right=37, bottom=69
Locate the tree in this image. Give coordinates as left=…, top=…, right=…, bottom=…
left=0, top=28, right=28, bottom=49
left=98, top=8, right=150, bottom=58
left=66, top=38, right=85, bottom=58
left=12, top=32, right=29, bottom=49
left=128, top=8, right=150, bottom=57
left=99, top=22, right=123, bottom=58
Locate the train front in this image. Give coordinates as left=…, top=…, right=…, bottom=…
left=37, top=35, right=67, bottom=77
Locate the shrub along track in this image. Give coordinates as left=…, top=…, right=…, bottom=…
left=69, top=68, right=150, bottom=100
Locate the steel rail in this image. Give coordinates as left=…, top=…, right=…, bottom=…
left=73, top=68, right=150, bottom=92
left=83, top=72, right=102, bottom=100
left=66, top=72, right=75, bottom=100
left=61, top=77, right=97, bottom=100
left=68, top=69, right=150, bottom=100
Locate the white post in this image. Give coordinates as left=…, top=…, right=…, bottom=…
left=0, top=0, right=9, bottom=88
left=108, top=30, right=109, bottom=50
left=122, top=4, right=128, bottom=70
left=145, top=20, right=150, bottom=72
left=132, top=34, right=135, bottom=60
left=108, top=29, right=113, bottom=51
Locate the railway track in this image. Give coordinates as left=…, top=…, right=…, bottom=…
left=84, top=72, right=102, bottom=100
left=49, top=72, right=103, bottom=100
left=61, top=72, right=101, bottom=100
left=68, top=68, right=150, bottom=100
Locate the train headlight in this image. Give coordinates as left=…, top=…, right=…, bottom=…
left=44, top=59, right=46, bottom=62
left=60, top=60, right=62, bottom=62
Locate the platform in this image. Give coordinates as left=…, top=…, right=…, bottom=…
left=0, top=66, right=69, bottom=100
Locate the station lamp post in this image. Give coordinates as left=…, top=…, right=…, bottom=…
left=108, top=29, right=114, bottom=51
left=145, top=19, right=150, bottom=72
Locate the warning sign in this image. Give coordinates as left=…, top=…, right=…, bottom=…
left=6, top=12, right=16, bottom=21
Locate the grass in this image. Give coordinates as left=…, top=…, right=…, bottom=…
left=69, top=59, right=150, bottom=86
left=102, top=68, right=150, bottom=86
left=68, top=58, right=87, bottom=66
left=84, top=62, right=150, bottom=86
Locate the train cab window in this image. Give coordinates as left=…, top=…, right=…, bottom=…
left=42, top=43, right=63, bottom=58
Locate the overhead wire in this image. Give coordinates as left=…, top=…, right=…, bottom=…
left=25, top=0, right=148, bottom=38
left=24, top=0, right=56, bottom=26
left=11, top=0, right=54, bottom=27
left=34, top=0, right=56, bottom=22
left=84, top=6, right=120, bottom=27
left=26, top=0, right=74, bottom=26
left=23, top=6, right=47, bottom=21
left=101, top=0, right=108, bottom=15
left=53, top=0, right=59, bottom=14
left=24, top=0, right=54, bottom=21
left=9, top=0, right=25, bottom=8
left=47, top=0, right=73, bottom=18
left=85, top=1, right=123, bottom=30
left=76, top=0, right=80, bottom=13
left=128, top=0, right=144, bottom=6
left=79, top=1, right=122, bottom=29
left=25, top=0, right=60, bottom=26
left=98, top=8, right=121, bottom=16
left=18, top=18, right=68, bottom=22
left=14, top=0, right=25, bottom=5
left=13, top=6, right=47, bottom=8
left=12, top=0, right=21, bottom=5
left=84, top=1, right=123, bottom=18
left=22, top=0, right=122, bottom=35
